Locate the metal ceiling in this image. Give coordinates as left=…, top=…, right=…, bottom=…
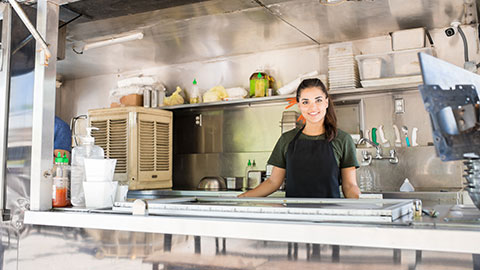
left=62, top=0, right=214, bottom=23
left=52, top=0, right=475, bottom=79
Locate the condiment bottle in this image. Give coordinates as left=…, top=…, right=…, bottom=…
left=189, top=79, right=201, bottom=104
left=52, top=153, right=68, bottom=207
left=249, top=72, right=268, bottom=97
left=244, top=160, right=252, bottom=190
left=62, top=153, right=71, bottom=205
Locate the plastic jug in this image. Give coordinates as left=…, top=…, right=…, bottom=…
left=71, top=127, right=105, bottom=206
left=357, top=165, right=374, bottom=192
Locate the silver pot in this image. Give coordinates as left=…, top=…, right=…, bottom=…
left=197, top=176, right=226, bottom=190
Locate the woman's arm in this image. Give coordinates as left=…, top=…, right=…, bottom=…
left=341, top=167, right=360, bottom=198
left=238, top=166, right=286, bottom=197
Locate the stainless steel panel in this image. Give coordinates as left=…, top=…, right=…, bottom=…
left=6, top=5, right=34, bottom=216
left=113, top=197, right=413, bottom=223
left=23, top=209, right=480, bottom=254
left=173, top=94, right=461, bottom=190
left=174, top=110, right=224, bottom=154
left=0, top=4, right=12, bottom=218
left=222, top=105, right=285, bottom=153
left=59, top=1, right=312, bottom=79
left=381, top=191, right=462, bottom=207
left=356, top=146, right=463, bottom=192
left=263, top=0, right=468, bottom=43
left=56, top=0, right=470, bottom=79
left=11, top=221, right=480, bottom=269
left=173, top=152, right=273, bottom=189
left=334, top=100, right=361, bottom=135
left=30, top=0, right=59, bottom=210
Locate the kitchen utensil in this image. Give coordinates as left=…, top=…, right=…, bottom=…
left=412, top=127, right=418, bottom=146
left=371, top=127, right=378, bottom=145
left=378, top=125, right=390, bottom=147
left=393, top=125, right=402, bottom=147
left=401, top=126, right=410, bottom=147
left=197, top=176, right=226, bottom=190
left=363, top=130, right=372, bottom=147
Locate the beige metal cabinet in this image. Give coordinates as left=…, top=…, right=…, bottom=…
left=88, top=107, right=173, bottom=190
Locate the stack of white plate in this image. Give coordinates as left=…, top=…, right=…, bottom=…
left=328, top=42, right=360, bottom=91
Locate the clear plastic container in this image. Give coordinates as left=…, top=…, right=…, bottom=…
left=355, top=47, right=434, bottom=80
left=71, top=128, right=105, bottom=207
left=357, top=165, right=374, bottom=192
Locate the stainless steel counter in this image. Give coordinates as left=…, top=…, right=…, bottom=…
left=24, top=188, right=480, bottom=255
left=24, top=205, right=480, bottom=254
left=127, top=188, right=465, bottom=207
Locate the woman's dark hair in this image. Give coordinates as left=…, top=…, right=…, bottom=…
left=295, top=78, right=337, bottom=141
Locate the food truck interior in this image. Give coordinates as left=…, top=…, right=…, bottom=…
left=2, top=0, right=480, bottom=269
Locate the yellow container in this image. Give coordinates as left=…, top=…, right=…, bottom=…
left=249, top=72, right=269, bottom=97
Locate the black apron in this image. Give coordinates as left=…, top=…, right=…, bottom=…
left=285, top=127, right=340, bottom=198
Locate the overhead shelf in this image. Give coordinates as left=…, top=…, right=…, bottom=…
left=158, top=84, right=420, bottom=110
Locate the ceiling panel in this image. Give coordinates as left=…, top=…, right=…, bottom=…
left=56, top=0, right=474, bottom=79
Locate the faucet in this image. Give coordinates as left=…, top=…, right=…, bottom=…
left=357, top=137, right=398, bottom=165
left=357, top=137, right=382, bottom=158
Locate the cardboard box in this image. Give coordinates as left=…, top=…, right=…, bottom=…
left=120, top=94, right=143, bottom=106
left=110, top=102, right=121, bottom=108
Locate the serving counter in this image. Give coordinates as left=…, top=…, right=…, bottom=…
left=23, top=190, right=480, bottom=255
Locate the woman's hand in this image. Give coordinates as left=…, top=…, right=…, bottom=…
left=237, top=166, right=286, bottom=198
left=341, top=167, right=360, bottom=198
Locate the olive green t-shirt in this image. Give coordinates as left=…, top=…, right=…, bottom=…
left=267, top=128, right=359, bottom=169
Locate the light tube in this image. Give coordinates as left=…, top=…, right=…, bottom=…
left=83, top=32, right=144, bottom=51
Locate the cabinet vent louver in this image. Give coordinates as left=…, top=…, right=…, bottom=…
left=88, top=107, right=172, bottom=190
left=91, top=119, right=128, bottom=174
left=156, top=122, right=170, bottom=171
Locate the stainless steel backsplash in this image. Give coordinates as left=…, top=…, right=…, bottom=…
left=355, top=146, right=463, bottom=192
left=173, top=101, right=463, bottom=190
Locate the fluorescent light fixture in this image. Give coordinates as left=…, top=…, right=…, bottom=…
left=83, top=32, right=144, bottom=51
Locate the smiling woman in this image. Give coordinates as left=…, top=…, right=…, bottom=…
left=239, top=78, right=360, bottom=199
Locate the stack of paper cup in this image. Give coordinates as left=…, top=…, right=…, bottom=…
left=83, top=158, right=118, bottom=208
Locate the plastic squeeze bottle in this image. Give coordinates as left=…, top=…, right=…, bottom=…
left=244, top=160, right=252, bottom=190
left=189, top=79, right=201, bottom=104
left=71, top=127, right=104, bottom=206
left=62, top=153, right=71, bottom=205
left=52, top=153, right=68, bottom=207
